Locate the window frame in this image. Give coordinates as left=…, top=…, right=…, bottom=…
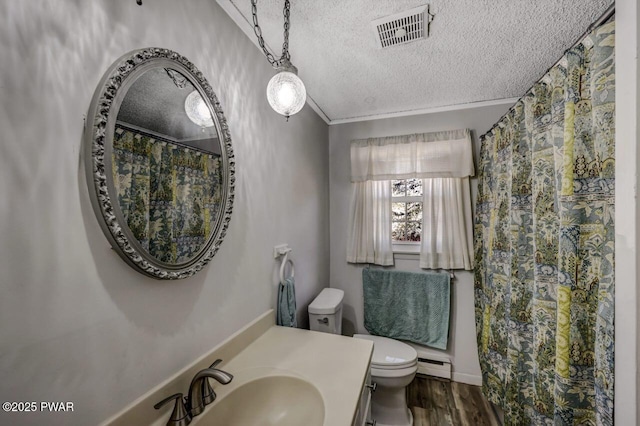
left=391, top=179, right=423, bottom=251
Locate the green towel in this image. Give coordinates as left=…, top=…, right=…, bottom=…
left=277, top=277, right=297, bottom=327
left=363, top=268, right=450, bottom=350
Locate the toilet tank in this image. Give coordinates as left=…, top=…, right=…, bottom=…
left=308, top=288, right=344, bottom=335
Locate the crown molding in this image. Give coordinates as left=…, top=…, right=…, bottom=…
left=328, top=97, right=520, bottom=125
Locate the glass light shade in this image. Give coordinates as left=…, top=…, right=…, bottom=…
left=185, top=90, right=214, bottom=127
left=266, top=69, right=307, bottom=118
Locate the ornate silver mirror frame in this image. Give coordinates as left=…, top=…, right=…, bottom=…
left=84, top=48, right=234, bottom=279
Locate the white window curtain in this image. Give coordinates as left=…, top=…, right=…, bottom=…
left=347, top=129, right=474, bottom=269
left=346, top=180, right=393, bottom=265
left=420, top=177, right=474, bottom=270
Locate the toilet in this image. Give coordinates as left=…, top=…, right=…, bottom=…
left=308, top=288, right=418, bottom=426
left=353, top=334, right=417, bottom=426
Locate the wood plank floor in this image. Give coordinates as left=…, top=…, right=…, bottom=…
left=407, top=375, right=502, bottom=426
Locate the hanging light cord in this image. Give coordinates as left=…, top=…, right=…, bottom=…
left=251, top=0, right=291, bottom=68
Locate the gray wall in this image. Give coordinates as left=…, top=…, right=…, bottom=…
left=328, top=104, right=511, bottom=384
left=0, top=1, right=329, bottom=425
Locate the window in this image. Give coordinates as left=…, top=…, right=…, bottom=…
left=347, top=129, right=474, bottom=268
left=391, top=179, right=422, bottom=242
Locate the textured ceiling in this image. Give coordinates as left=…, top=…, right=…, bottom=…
left=222, top=0, right=612, bottom=123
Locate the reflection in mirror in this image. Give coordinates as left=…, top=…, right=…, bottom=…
left=84, top=48, right=234, bottom=279
left=112, top=68, right=223, bottom=264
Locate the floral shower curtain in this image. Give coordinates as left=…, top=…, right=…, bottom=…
left=112, top=126, right=222, bottom=264
left=474, top=20, right=614, bottom=425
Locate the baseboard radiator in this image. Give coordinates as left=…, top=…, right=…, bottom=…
left=416, top=357, right=452, bottom=380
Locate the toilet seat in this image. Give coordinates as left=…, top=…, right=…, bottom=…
left=353, top=334, right=418, bottom=372
left=370, top=364, right=418, bottom=379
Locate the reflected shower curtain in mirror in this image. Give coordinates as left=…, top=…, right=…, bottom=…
left=474, top=21, right=614, bottom=425
left=112, top=126, right=222, bottom=264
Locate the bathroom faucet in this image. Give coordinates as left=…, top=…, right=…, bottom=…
left=154, top=359, right=233, bottom=426
left=186, top=359, right=233, bottom=417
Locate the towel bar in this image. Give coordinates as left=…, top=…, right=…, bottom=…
left=366, top=264, right=455, bottom=282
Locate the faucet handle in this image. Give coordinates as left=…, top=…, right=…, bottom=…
left=209, top=359, right=223, bottom=369
left=202, top=380, right=217, bottom=405
left=154, top=393, right=191, bottom=426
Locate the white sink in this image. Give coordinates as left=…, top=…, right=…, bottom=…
left=103, top=313, right=373, bottom=426
left=196, top=375, right=325, bottom=426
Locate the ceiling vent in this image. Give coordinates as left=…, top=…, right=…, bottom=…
left=371, top=4, right=434, bottom=49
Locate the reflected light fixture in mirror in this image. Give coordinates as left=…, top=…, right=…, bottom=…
left=252, top=0, right=306, bottom=120
left=185, top=90, right=214, bottom=127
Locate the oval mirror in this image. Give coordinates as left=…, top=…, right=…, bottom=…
left=84, top=48, right=234, bottom=279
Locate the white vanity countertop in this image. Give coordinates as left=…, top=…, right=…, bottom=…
left=204, top=326, right=374, bottom=426
left=103, top=310, right=373, bottom=426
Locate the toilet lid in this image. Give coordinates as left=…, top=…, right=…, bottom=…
left=353, top=334, right=417, bottom=369
left=308, top=288, right=344, bottom=314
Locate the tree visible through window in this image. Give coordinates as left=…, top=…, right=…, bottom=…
left=392, top=179, right=422, bottom=242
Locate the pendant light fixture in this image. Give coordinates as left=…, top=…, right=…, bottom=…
left=252, top=0, right=306, bottom=120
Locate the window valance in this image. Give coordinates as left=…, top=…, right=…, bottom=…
left=350, top=129, right=474, bottom=182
